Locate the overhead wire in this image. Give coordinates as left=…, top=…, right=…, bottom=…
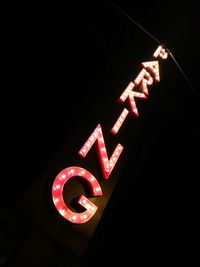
left=109, top=0, right=200, bottom=103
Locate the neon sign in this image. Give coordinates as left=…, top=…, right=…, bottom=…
left=52, top=45, right=168, bottom=224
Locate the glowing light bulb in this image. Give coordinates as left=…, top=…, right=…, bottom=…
left=71, top=215, right=77, bottom=221
left=94, top=187, right=101, bottom=192
left=59, top=209, right=66, bottom=216
left=81, top=199, right=87, bottom=204
left=90, top=206, right=95, bottom=212
left=54, top=198, right=59, bottom=203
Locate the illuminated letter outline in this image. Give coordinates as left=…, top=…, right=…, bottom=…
left=78, top=124, right=124, bottom=179
left=52, top=45, right=169, bottom=224
left=52, top=166, right=102, bottom=224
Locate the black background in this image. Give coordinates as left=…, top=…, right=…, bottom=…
left=1, top=0, right=200, bottom=266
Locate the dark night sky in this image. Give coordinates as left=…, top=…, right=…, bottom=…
left=3, top=0, right=199, bottom=203
left=1, top=0, right=200, bottom=266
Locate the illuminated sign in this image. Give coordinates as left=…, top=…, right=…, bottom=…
left=52, top=45, right=168, bottom=224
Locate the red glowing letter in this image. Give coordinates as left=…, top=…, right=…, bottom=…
left=134, top=68, right=153, bottom=95
left=52, top=166, right=102, bottom=224
left=111, top=108, right=129, bottom=134
left=110, top=81, right=147, bottom=134
left=119, top=81, right=147, bottom=115
left=142, top=61, right=160, bottom=82
left=78, top=124, right=123, bottom=179
left=153, top=45, right=168, bottom=59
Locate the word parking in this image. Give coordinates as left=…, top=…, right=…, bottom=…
left=52, top=45, right=168, bottom=224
